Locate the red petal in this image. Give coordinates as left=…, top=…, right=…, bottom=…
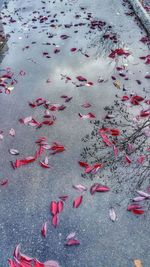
left=122, top=95, right=130, bottom=101
left=35, top=146, right=44, bottom=159
left=73, top=195, right=83, bottom=208
left=125, top=155, right=132, bottom=164
left=50, top=201, right=58, bottom=215
left=110, top=128, right=120, bottom=136
left=127, top=204, right=142, bottom=211
left=14, top=156, right=36, bottom=168
left=140, top=110, right=150, bottom=117
left=131, top=209, right=144, bottom=215
left=84, top=166, right=94, bottom=173
left=52, top=214, right=58, bottom=227
left=57, top=201, right=64, bottom=213
left=76, top=76, right=87, bottom=82
left=90, top=183, right=110, bottom=194
left=78, top=161, right=89, bottom=168
left=70, top=48, right=77, bottom=52
left=8, top=260, right=16, bottom=267
left=65, top=239, right=80, bottom=246
left=42, top=120, right=54, bottom=126
left=40, top=161, right=50, bottom=168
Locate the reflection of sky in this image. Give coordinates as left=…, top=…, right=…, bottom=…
left=0, top=0, right=150, bottom=266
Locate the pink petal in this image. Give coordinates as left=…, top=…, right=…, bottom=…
left=90, top=183, right=110, bottom=194
left=73, top=196, right=83, bottom=208
left=52, top=214, right=58, bottom=227
left=50, top=201, right=58, bottom=215
left=66, top=232, right=76, bottom=240
left=127, top=204, right=142, bottom=211
left=57, top=200, right=64, bottom=213
left=133, top=196, right=146, bottom=202
left=136, top=190, right=150, bottom=198
left=65, top=239, right=80, bottom=246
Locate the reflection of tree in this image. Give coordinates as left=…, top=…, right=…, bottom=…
left=80, top=96, right=150, bottom=197
left=0, top=21, right=8, bottom=62
left=86, top=19, right=122, bottom=58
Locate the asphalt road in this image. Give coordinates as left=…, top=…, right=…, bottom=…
left=0, top=0, right=150, bottom=266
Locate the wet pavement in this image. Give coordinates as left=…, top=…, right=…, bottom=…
left=0, top=0, right=150, bottom=266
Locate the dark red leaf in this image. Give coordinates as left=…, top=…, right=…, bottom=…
left=78, top=161, right=89, bottom=168
left=41, top=222, right=47, bottom=238
left=76, top=76, right=87, bottom=82
left=131, top=209, right=144, bottom=215
left=70, top=48, right=77, bottom=52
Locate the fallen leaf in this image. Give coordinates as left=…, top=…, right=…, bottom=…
left=9, top=149, right=19, bottom=155
left=0, top=179, right=8, bottom=186
left=113, top=80, right=121, bottom=89
left=66, top=232, right=76, bottom=240
left=9, top=128, right=15, bottom=136
left=78, top=161, right=89, bottom=168
left=14, top=156, right=36, bottom=168
left=109, top=208, right=117, bottom=222
left=73, top=196, right=83, bottom=208
left=57, top=200, right=64, bottom=213
left=65, top=238, right=80, bottom=246
left=136, top=190, right=150, bottom=198
left=131, top=209, right=144, bottom=215
left=41, top=222, right=48, bottom=238
left=50, top=201, right=58, bottom=215
left=79, top=112, right=96, bottom=119
left=90, top=183, right=110, bottom=194
left=44, top=260, right=60, bottom=267
left=73, top=184, right=87, bottom=192
left=76, top=76, right=87, bottom=82
left=127, top=204, right=142, bottom=211
left=52, top=214, right=58, bottom=227
left=125, top=155, right=132, bottom=164
left=133, top=259, right=143, bottom=267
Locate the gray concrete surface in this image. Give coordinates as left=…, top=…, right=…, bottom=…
left=0, top=0, right=150, bottom=266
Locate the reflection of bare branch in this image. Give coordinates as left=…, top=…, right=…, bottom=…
left=80, top=98, right=150, bottom=198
